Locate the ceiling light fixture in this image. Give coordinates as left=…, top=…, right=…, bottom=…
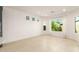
left=62, top=9, right=66, bottom=12
left=50, top=11, right=54, bottom=13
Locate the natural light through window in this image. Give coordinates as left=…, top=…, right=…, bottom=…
left=51, top=18, right=63, bottom=31
left=75, top=16, right=79, bottom=33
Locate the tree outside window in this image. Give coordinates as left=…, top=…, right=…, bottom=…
left=51, top=18, right=63, bottom=31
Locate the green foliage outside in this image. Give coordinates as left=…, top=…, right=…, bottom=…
left=51, top=20, right=62, bottom=31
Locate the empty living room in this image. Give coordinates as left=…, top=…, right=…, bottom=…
left=0, top=6, right=79, bottom=52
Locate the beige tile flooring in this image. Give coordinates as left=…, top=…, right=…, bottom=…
left=0, top=35, right=79, bottom=52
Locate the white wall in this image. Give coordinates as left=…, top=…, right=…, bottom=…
left=2, top=7, right=79, bottom=43
left=41, top=18, right=50, bottom=35
left=3, top=7, right=42, bottom=43
left=63, top=10, right=79, bottom=41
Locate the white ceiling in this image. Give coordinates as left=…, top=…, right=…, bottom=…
left=8, top=6, right=79, bottom=18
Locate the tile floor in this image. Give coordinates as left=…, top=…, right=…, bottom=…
left=0, top=35, right=79, bottom=52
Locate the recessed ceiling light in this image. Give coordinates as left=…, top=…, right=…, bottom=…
left=50, top=11, right=54, bottom=13
left=62, top=9, right=66, bottom=12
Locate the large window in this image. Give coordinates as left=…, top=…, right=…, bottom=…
left=51, top=18, right=63, bottom=31
left=75, top=16, right=79, bottom=33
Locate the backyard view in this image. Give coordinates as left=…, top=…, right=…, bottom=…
left=51, top=19, right=63, bottom=31
left=75, top=16, right=79, bottom=33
